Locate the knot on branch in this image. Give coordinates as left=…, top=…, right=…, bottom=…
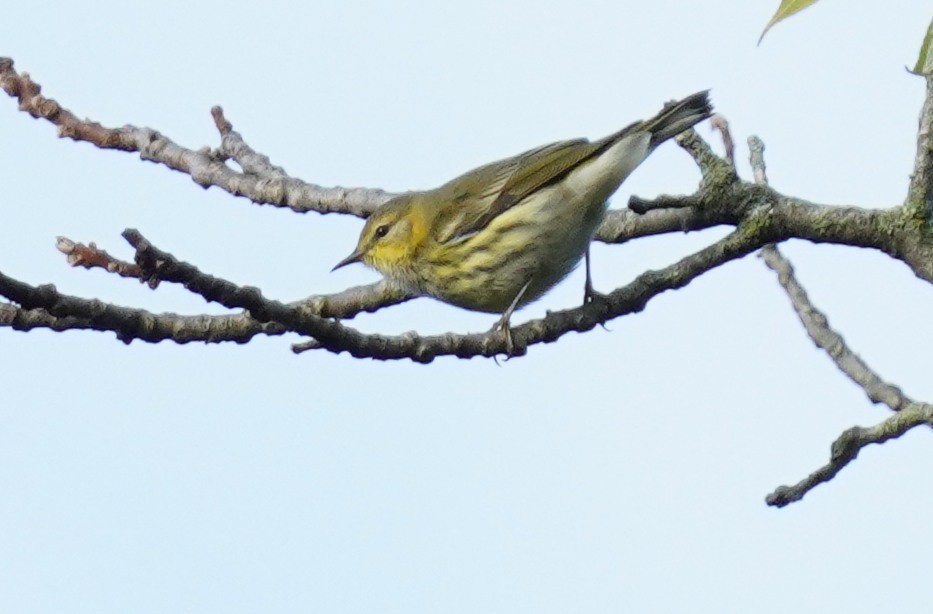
left=830, top=426, right=864, bottom=463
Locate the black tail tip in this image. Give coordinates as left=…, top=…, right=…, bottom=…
left=678, top=89, right=714, bottom=116
left=647, top=90, right=714, bottom=147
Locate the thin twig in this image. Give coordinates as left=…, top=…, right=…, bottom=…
left=748, top=133, right=928, bottom=506
left=748, top=135, right=769, bottom=185
left=56, top=237, right=144, bottom=280
left=211, top=105, right=289, bottom=178
left=766, top=402, right=933, bottom=507
left=760, top=247, right=907, bottom=410
left=54, top=232, right=416, bottom=321
left=710, top=114, right=735, bottom=168
left=674, top=129, right=736, bottom=183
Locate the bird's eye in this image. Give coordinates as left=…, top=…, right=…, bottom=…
left=374, top=224, right=390, bottom=239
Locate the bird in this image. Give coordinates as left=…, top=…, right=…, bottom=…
left=334, top=91, right=712, bottom=352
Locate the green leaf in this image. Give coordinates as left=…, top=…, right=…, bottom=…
left=909, top=17, right=933, bottom=76
left=759, top=0, right=821, bottom=44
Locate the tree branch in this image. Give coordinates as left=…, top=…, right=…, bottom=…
left=2, top=239, right=415, bottom=343
left=744, top=133, right=931, bottom=506
left=766, top=402, right=933, bottom=507
left=751, top=137, right=908, bottom=411
left=760, top=245, right=908, bottom=410
left=710, top=115, right=736, bottom=168
left=56, top=237, right=145, bottom=281
left=54, top=232, right=413, bottom=320
left=0, top=57, right=391, bottom=217
left=0, top=272, right=413, bottom=343
left=905, top=73, right=933, bottom=222
left=761, top=243, right=932, bottom=507
left=118, top=209, right=778, bottom=361
left=0, top=276, right=285, bottom=344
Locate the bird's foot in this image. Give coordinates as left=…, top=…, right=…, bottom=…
left=489, top=314, right=517, bottom=363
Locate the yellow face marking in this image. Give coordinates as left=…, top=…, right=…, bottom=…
left=350, top=195, right=433, bottom=283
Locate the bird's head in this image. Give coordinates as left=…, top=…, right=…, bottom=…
left=332, top=193, right=428, bottom=280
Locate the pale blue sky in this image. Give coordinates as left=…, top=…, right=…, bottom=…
left=2, top=1, right=932, bottom=612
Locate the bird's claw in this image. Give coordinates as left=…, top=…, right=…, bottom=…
left=490, top=316, right=518, bottom=363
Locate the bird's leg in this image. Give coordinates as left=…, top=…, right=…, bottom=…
left=583, top=247, right=608, bottom=305
left=583, top=247, right=611, bottom=331
left=491, top=279, right=532, bottom=357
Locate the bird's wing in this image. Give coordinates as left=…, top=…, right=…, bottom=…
left=434, top=135, right=627, bottom=244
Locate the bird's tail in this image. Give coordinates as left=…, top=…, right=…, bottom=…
left=641, top=90, right=713, bottom=147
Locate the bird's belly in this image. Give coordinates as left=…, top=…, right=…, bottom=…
left=424, top=184, right=607, bottom=313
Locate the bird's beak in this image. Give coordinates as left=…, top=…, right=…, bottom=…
left=332, top=249, right=364, bottom=272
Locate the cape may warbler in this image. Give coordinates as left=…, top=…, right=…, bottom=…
left=334, top=91, right=712, bottom=348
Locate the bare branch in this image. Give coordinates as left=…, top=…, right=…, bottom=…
left=627, top=194, right=700, bottom=215
left=56, top=236, right=145, bottom=280
left=905, top=73, right=933, bottom=221
left=760, top=246, right=908, bottom=410
left=752, top=135, right=907, bottom=411
left=0, top=278, right=285, bottom=344
left=0, top=57, right=390, bottom=218
left=298, top=280, right=416, bottom=320
left=757, top=244, right=929, bottom=505
left=53, top=231, right=412, bottom=320
left=120, top=217, right=774, bottom=361
left=0, top=271, right=412, bottom=344
left=748, top=135, right=769, bottom=185
left=673, top=129, right=736, bottom=184
left=766, top=402, right=933, bottom=507
left=710, top=114, right=736, bottom=168
left=605, top=131, right=927, bottom=286
left=596, top=205, right=729, bottom=244
left=211, top=105, right=287, bottom=179
left=747, top=133, right=931, bottom=506
left=611, top=175, right=911, bottom=279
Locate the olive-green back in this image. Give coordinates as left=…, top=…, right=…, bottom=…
left=432, top=125, right=639, bottom=244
